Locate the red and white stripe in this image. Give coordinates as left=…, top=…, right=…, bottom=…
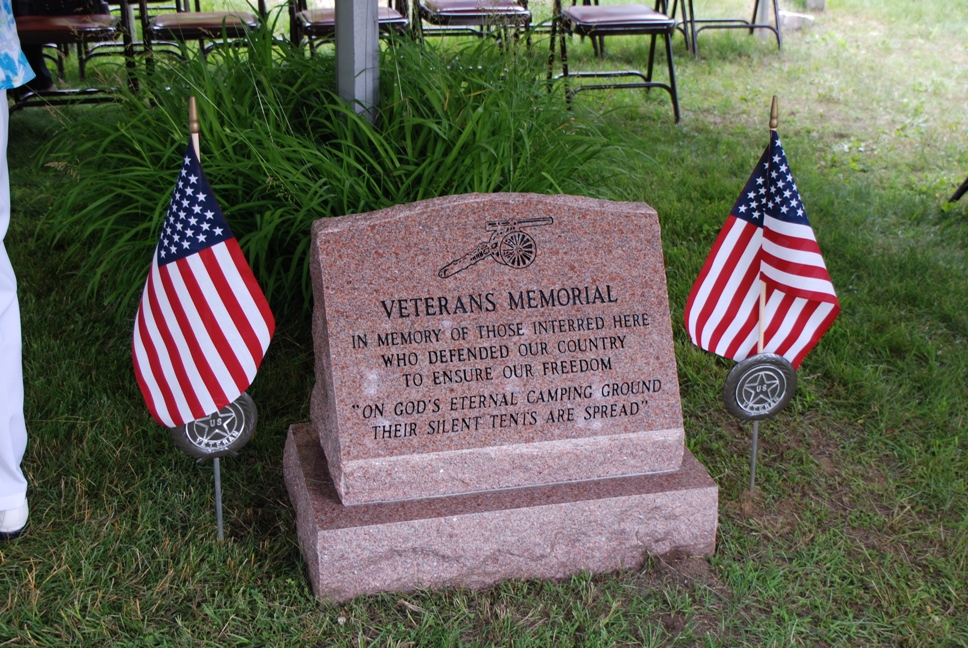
left=761, top=214, right=838, bottom=302
left=684, top=216, right=762, bottom=360
left=133, top=239, right=274, bottom=427
left=684, top=214, right=839, bottom=370
left=758, top=288, right=839, bottom=367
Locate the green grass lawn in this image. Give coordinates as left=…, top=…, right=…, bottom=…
left=2, top=0, right=967, bottom=645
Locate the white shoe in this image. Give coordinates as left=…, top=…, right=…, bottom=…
left=0, top=500, right=28, bottom=540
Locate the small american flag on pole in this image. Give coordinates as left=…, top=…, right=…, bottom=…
left=133, top=142, right=275, bottom=428
left=684, top=131, right=839, bottom=369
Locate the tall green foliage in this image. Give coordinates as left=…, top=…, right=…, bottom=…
left=46, top=29, right=612, bottom=315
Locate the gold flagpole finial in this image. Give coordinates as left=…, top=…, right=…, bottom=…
left=188, top=96, right=201, bottom=159
left=189, top=96, right=199, bottom=135
left=769, top=95, right=778, bottom=131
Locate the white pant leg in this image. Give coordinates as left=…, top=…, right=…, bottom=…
left=0, top=89, right=28, bottom=510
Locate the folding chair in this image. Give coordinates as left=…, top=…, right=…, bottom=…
left=415, top=0, right=530, bottom=39
left=548, top=0, right=680, bottom=122
left=137, top=0, right=265, bottom=58
left=670, top=0, right=781, bottom=56
left=12, top=4, right=133, bottom=112
left=81, top=0, right=185, bottom=74
left=290, top=0, right=409, bottom=53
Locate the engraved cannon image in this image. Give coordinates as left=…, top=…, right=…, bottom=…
left=438, top=217, right=554, bottom=278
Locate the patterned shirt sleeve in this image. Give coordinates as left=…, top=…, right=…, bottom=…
left=0, top=0, right=35, bottom=90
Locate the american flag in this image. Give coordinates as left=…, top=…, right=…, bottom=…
left=684, top=131, right=839, bottom=369
left=133, top=142, right=275, bottom=428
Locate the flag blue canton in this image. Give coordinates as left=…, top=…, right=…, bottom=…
left=730, top=131, right=809, bottom=227
left=158, top=144, right=233, bottom=266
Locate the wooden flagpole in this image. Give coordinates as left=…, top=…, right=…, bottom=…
left=189, top=96, right=225, bottom=541
left=750, top=95, right=779, bottom=492
left=758, top=95, right=778, bottom=356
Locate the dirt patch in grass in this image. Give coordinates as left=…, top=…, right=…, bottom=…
left=634, top=551, right=733, bottom=642
left=645, top=550, right=724, bottom=594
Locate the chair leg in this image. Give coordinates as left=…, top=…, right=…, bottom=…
left=560, top=22, right=569, bottom=79
left=670, top=0, right=688, bottom=52
left=771, top=0, right=782, bottom=49
left=685, top=0, right=698, bottom=56
left=547, top=12, right=558, bottom=85
left=123, top=3, right=138, bottom=92
left=559, top=18, right=573, bottom=103
left=289, top=3, right=299, bottom=46
left=80, top=43, right=94, bottom=80
left=595, top=35, right=605, bottom=57
left=751, top=0, right=782, bottom=49
left=144, top=31, right=155, bottom=77
left=54, top=44, right=66, bottom=81
left=646, top=34, right=657, bottom=84
left=950, top=176, right=968, bottom=203
left=665, top=32, right=680, bottom=122
left=679, top=0, right=694, bottom=53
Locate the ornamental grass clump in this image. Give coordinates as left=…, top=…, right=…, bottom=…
left=45, top=26, right=613, bottom=315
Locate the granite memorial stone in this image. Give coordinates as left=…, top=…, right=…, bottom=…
left=284, top=193, right=718, bottom=601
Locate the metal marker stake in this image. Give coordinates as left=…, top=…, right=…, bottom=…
left=751, top=281, right=765, bottom=491
left=214, top=457, right=224, bottom=541
left=750, top=420, right=759, bottom=491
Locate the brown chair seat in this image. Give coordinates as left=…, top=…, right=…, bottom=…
left=296, top=7, right=408, bottom=38
left=15, top=14, right=120, bottom=45
left=562, top=5, right=674, bottom=33
left=420, top=0, right=530, bottom=27
left=150, top=11, right=259, bottom=39
left=424, top=0, right=528, bottom=12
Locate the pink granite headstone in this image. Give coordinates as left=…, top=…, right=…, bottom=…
left=309, top=193, right=685, bottom=505
left=285, top=193, right=718, bottom=601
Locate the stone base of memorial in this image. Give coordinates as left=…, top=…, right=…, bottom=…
left=285, top=193, right=719, bottom=601
left=285, top=422, right=717, bottom=602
